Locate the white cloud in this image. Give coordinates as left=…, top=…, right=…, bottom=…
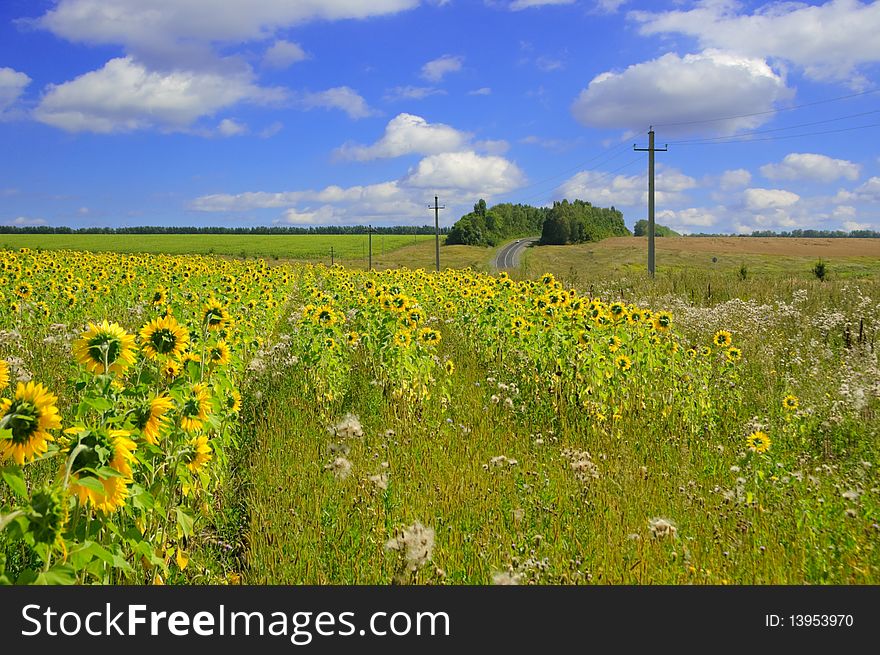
left=719, top=168, right=751, bottom=190
left=420, top=55, right=464, bottom=82
left=383, top=86, right=446, bottom=102
left=37, top=0, right=420, bottom=65
left=217, top=118, right=248, bottom=136
left=404, top=151, right=525, bottom=195
left=743, top=188, right=800, bottom=211
left=843, top=220, right=873, bottom=231
left=475, top=139, right=510, bottom=155
left=298, top=86, right=376, bottom=119
left=656, top=207, right=718, bottom=230
left=847, top=176, right=880, bottom=202
left=0, top=68, right=31, bottom=117
left=631, top=0, right=880, bottom=86
left=258, top=121, right=283, bottom=138
left=760, top=153, right=861, bottom=183
left=192, top=149, right=526, bottom=223
left=33, top=56, right=282, bottom=133
left=510, top=0, right=576, bottom=9
left=334, top=113, right=470, bottom=161
left=571, top=49, right=791, bottom=134
left=557, top=166, right=697, bottom=206
left=834, top=205, right=857, bottom=219
left=535, top=56, right=564, bottom=72
left=263, top=40, right=308, bottom=69
left=468, top=87, right=492, bottom=96
left=595, top=0, right=627, bottom=13
left=8, top=216, right=47, bottom=226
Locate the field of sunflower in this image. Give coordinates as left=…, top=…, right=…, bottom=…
left=1, top=247, right=878, bottom=584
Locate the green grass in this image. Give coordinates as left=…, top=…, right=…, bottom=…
left=238, top=269, right=880, bottom=585
left=0, top=233, right=433, bottom=261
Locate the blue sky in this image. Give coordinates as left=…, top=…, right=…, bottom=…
left=1, top=0, right=879, bottom=234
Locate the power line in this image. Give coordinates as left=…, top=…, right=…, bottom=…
left=668, top=121, right=880, bottom=146
left=653, top=88, right=880, bottom=128
left=667, top=109, right=880, bottom=145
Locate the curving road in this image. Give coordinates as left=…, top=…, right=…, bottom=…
left=494, top=237, right=539, bottom=270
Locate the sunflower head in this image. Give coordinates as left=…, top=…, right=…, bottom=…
left=746, top=430, right=771, bottom=454
left=418, top=327, right=441, bottom=346
left=67, top=428, right=137, bottom=513
left=0, top=360, right=9, bottom=388
left=26, top=486, right=67, bottom=547
left=614, top=355, right=632, bottom=372
left=782, top=394, right=799, bottom=411
left=202, top=298, right=230, bottom=331
left=180, top=383, right=211, bottom=433
left=653, top=311, right=673, bottom=332
left=0, top=382, right=62, bottom=465
left=713, top=330, right=733, bottom=348
left=73, top=321, right=137, bottom=375
left=725, top=346, right=742, bottom=363
left=184, top=435, right=213, bottom=473
left=140, top=315, right=190, bottom=360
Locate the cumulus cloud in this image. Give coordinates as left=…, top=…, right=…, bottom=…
left=383, top=86, right=446, bottom=102
left=192, top=149, right=525, bottom=224
left=335, top=113, right=470, bottom=161
left=743, top=188, right=800, bottom=211
left=298, top=87, right=377, bottom=119
left=760, top=153, right=861, bottom=183
left=217, top=118, right=248, bottom=136
left=33, top=56, right=283, bottom=133
left=262, top=40, right=308, bottom=69
left=7, top=216, right=47, bottom=226
left=468, top=87, right=492, bottom=96
left=509, top=0, right=576, bottom=9
left=420, top=55, right=464, bottom=82
left=37, top=0, right=420, bottom=65
left=557, top=166, right=697, bottom=207
left=571, top=49, right=791, bottom=134
left=404, top=151, right=525, bottom=195
left=0, top=67, right=31, bottom=115
left=719, top=168, right=752, bottom=190
left=656, top=207, right=718, bottom=231
left=631, top=0, right=880, bottom=86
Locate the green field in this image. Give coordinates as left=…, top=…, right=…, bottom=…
left=0, top=233, right=434, bottom=261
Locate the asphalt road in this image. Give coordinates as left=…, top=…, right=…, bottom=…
left=494, top=237, right=539, bottom=270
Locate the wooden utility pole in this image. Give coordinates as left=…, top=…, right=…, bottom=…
left=428, top=195, right=445, bottom=272
left=368, top=225, right=373, bottom=270
left=330, top=246, right=334, bottom=266
left=634, top=127, right=667, bottom=278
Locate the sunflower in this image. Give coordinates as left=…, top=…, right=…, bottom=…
left=180, top=383, right=211, bottom=433
left=133, top=394, right=174, bottom=445
left=162, top=359, right=182, bottom=379
left=0, top=359, right=8, bottom=388
left=67, top=428, right=137, bottom=514
left=614, top=355, right=632, bottom=372
left=725, top=346, right=742, bottom=362
left=393, top=331, right=412, bottom=348
left=224, top=388, right=242, bottom=415
left=14, top=281, right=32, bottom=299
left=0, top=382, right=62, bottom=465
left=653, top=311, right=673, bottom=332
left=577, top=331, right=590, bottom=347
left=346, top=331, right=360, bottom=346
left=607, top=335, right=622, bottom=353
left=73, top=321, right=137, bottom=375
left=184, top=435, right=213, bottom=473
left=746, top=430, right=771, bottom=454
left=208, top=340, right=231, bottom=366
left=782, top=394, right=799, bottom=411
left=418, top=327, right=441, bottom=346
left=150, top=286, right=168, bottom=306
left=444, top=360, right=455, bottom=375
left=140, top=315, right=190, bottom=359
left=713, top=330, right=732, bottom=348
left=311, top=304, right=338, bottom=327
left=26, top=486, right=67, bottom=548
left=202, top=298, right=230, bottom=331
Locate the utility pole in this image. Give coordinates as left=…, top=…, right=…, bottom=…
left=634, top=127, right=667, bottom=278
left=330, top=246, right=334, bottom=266
left=368, top=225, right=373, bottom=270
left=428, top=195, right=445, bottom=272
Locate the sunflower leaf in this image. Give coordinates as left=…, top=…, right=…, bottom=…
left=73, top=476, right=106, bottom=493
left=175, top=507, right=195, bottom=538
left=0, top=467, right=27, bottom=500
